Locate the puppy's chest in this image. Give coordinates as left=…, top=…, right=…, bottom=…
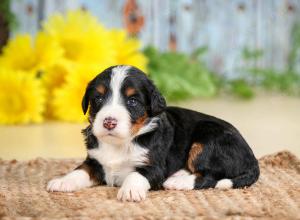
left=88, top=142, right=148, bottom=186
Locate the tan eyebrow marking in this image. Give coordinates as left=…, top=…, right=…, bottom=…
left=125, top=87, right=136, bottom=97
left=96, top=85, right=106, bottom=95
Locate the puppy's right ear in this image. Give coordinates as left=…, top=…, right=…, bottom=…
left=82, top=84, right=92, bottom=115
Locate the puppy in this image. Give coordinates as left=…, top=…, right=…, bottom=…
left=47, top=65, right=260, bottom=202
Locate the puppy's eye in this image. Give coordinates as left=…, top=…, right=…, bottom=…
left=95, top=96, right=104, bottom=104
left=127, top=97, right=138, bottom=107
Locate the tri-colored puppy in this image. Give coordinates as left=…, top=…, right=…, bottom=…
left=47, top=65, right=259, bottom=202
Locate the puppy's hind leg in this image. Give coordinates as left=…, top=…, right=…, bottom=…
left=186, top=142, right=218, bottom=189
left=47, top=157, right=105, bottom=192
left=163, top=142, right=216, bottom=191
left=187, top=142, right=233, bottom=189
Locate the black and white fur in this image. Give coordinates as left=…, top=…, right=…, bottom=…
left=47, top=65, right=260, bottom=202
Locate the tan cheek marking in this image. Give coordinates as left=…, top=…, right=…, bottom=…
left=187, top=142, right=204, bottom=175
left=131, top=113, right=148, bottom=135
left=125, top=87, right=136, bottom=96
left=96, top=85, right=106, bottom=95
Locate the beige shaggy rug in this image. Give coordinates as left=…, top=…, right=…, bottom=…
left=0, top=151, right=299, bottom=220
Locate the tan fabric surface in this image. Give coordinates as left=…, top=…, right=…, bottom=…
left=0, top=151, right=299, bottom=220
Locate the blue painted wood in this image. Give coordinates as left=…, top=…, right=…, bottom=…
left=78, top=0, right=124, bottom=28
left=11, top=0, right=39, bottom=36
left=9, top=0, right=300, bottom=77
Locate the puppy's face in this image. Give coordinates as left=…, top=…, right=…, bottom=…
left=82, top=65, right=166, bottom=145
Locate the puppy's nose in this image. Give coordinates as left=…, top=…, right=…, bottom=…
left=103, top=117, right=118, bottom=130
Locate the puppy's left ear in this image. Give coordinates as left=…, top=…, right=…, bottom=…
left=82, top=84, right=92, bottom=115
left=150, top=88, right=166, bottom=116
left=148, top=81, right=166, bottom=117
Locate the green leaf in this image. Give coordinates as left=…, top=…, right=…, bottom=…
left=144, top=46, right=216, bottom=102
left=242, top=48, right=263, bottom=61
left=229, top=79, right=255, bottom=99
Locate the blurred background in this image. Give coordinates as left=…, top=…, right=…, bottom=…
left=0, top=0, right=299, bottom=160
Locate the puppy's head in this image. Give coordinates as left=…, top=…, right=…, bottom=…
left=82, top=65, right=166, bottom=145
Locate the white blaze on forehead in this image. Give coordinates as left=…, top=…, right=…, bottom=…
left=92, top=65, right=132, bottom=144
left=110, top=65, right=130, bottom=105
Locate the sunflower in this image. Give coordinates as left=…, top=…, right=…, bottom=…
left=0, top=35, right=35, bottom=72
left=0, top=69, right=45, bottom=124
left=42, top=60, right=74, bottom=118
left=42, top=10, right=115, bottom=66
left=0, top=33, right=63, bottom=73
left=51, top=64, right=105, bottom=122
left=109, top=30, right=147, bottom=71
left=34, top=32, right=64, bottom=72
left=42, top=60, right=73, bottom=91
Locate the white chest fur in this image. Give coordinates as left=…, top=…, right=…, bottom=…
left=88, top=142, right=148, bottom=186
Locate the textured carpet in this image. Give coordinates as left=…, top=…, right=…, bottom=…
left=0, top=151, right=299, bottom=220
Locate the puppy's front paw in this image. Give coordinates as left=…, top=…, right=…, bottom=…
left=117, top=172, right=150, bottom=202
left=117, top=184, right=147, bottom=202
left=47, top=170, right=92, bottom=192
left=47, top=177, right=77, bottom=192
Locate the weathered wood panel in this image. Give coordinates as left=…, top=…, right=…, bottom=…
left=9, top=0, right=300, bottom=76
left=10, top=0, right=39, bottom=35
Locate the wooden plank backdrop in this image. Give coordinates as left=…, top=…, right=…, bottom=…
left=9, top=0, right=300, bottom=77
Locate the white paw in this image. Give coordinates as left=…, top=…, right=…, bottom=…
left=117, top=185, right=147, bottom=202
left=47, top=177, right=78, bottom=192
left=163, top=172, right=196, bottom=190
left=171, top=169, right=191, bottom=177
left=47, top=170, right=92, bottom=192
left=117, top=172, right=150, bottom=202
left=215, top=179, right=233, bottom=189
